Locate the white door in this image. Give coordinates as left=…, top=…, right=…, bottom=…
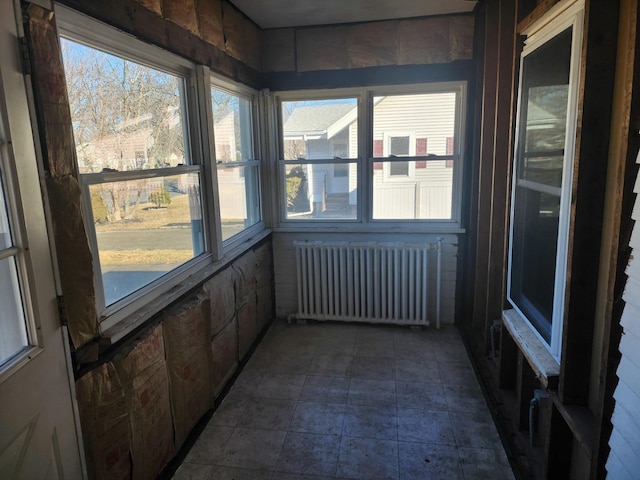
left=0, top=1, right=84, bottom=478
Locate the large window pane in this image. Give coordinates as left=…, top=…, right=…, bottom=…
left=211, top=88, right=254, bottom=162
left=282, top=99, right=358, bottom=160
left=90, top=173, right=204, bottom=305
left=61, top=39, right=188, bottom=174
left=509, top=26, right=573, bottom=346
left=373, top=93, right=456, bottom=157
left=284, top=163, right=357, bottom=220
left=372, top=160, right=453, bottom=220
left=518, top=29, right=572, bottom=189
left=218, top=165, right=260, bottom=241
left=510, top=188, right=560, bottom=342
left=281, top=98, right=358, bottom=220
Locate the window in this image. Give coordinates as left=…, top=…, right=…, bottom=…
left=280, top=98, right=358, bottom=220
left=58, top=8, right=211, bottom=327
left=383, top=133, right=415, bottom=179
left=277, top=84, right=464, bottom=225
left=507, top=5, right=583, bottom=360
left=373, top=92, right=459, bottom=220
left=211, top=82, right=261, bottom=242
left=0, top=146, right=29, bottom=366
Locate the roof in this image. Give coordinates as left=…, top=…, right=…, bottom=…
left=283, top=103, right=356, bottom=137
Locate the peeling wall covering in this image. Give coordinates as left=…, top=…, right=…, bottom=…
left=75, top=244, right=273, bottom=480
left=26, top=4, right=98, bottom=347
left=57, top=0, right=261, bottom=85
left=263, top=14, right=475, bottom=73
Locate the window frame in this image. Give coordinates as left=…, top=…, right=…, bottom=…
left=506, top=2, right=584, bottom=362
left=57, top=5, right=219, bottom=331
left=277, top=90, right=362, bottom=224
left=274, top=82, right=466, bottom=230
left=209, top=73, right=264, bottom=252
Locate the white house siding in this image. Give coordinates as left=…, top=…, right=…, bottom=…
left=272, top=232, right=458, bottom=326
left=372, top=163, right=454, bottom=219
left=607, top=153, right=640, bottom=479
left=372, top=93, right=456, bottom=154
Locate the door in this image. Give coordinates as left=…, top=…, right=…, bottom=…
left=0, top=1, right=84, bottom=478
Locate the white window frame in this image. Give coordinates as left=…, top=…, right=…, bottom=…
left=506, top=1, right=584, bottom=362
left=57, top=5, right=218, bottom=331
left=208, top=73, right=264, bottom=253
left=274, top=82, right=466, bottom=231
left=276, top=89, right=362, bottom=224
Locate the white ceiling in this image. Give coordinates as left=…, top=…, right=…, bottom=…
left=230, top=0, right=478, bottom=29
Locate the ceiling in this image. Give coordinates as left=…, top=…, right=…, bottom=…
left=229, top=0, right=478, bottom=29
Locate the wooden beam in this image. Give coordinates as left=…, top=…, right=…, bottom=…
left=499, top=324, right=518, bottom=389
left=516, top=350, right=539, bottom=429
left=593, top=0, right=639, bottom=477
left=560, top=0, right=621, bottom=405
left=544, top=403, right=574, bottom=479
left=517, top=0, right=561, bottom=33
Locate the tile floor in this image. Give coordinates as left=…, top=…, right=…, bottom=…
left=173, top=320, right=515, bottom=480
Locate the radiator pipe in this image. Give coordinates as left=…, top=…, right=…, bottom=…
left=529, top=389, right=549, bottom=447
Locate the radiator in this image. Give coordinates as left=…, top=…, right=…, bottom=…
left=293, top=240, right=442, bottom=328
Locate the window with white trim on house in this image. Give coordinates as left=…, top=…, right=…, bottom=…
left=211, top=83, right=261, bottom=242
left=507, top=5, right=583, bottom=361
left=277, top=84, right=464, bottom=225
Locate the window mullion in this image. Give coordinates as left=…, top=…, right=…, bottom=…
left=196, top=65, right=223, bottom=260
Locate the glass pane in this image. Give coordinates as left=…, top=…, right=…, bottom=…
left=217, top=165, right=261, bottom=241
left=90, top=173, right=204, bottom=306
left=61, top=38, right=188, bottom=174
left=0, top=256, right=28, bottom=365
left=211, top=88, right=254, bottom=163
left=282, top=99, right=358, bottom=160
left=0, top=174, right=12, bottom=250
left=284, top=163, right=357, bottom=220
left=389, top=161, right=409, bottom=176
left=373, top=93, right=457, bottom=156
left=373, top=160, right=453, bottom=220
left=518, top=28, right=572, bottom=188
left=389, top=136, right=410, bottom=156
left=510, top=187, right=560, bottom=342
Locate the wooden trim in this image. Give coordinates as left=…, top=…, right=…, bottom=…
left=559, top=0, right=620, bottom=404
left=517, top=0, right=562, bottom=33
left=594, top=0, right=639, bottom=476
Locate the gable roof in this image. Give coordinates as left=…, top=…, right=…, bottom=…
left=283, top=103, right=356, bottom=138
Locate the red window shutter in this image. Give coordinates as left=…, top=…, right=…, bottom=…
left=446, top=137, right=454, bottom=155
left=373, top=140, right=383, bottom=157
left=373, top=140, right=383, bottom=169
left=446, top=137, right=454, bottom=168
left=416, top=138, right=427, bottom=168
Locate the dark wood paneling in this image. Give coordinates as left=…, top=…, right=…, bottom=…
left=560, top=0, right=621, bottom=405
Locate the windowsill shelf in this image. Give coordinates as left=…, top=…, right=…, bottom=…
left=502, top=308, right=560, bottom=389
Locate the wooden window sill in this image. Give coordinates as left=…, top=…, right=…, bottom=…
left=502, top=309, right=560, bottom=389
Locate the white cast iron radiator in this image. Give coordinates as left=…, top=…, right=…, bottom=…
left=293, top=240, right=442, bottom=328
